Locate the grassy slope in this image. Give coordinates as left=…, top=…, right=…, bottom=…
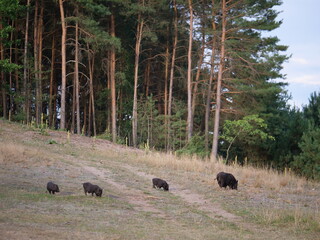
left=0, top=120, right=319, bottom=240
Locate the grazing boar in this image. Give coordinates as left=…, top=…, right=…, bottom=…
left=83, top=182, right=103, bottom=197
left=216, top=172, right=238, bottom=190
left=47, top=181, right=60, bottom=194
left=152, top=178, right=169, bottom=191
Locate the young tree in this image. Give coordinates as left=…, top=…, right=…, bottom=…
left=291, top=92, right=320, bottom=179
left=303, top=91, right=320, bottom=126
left=292, top=128, right=320, bottom=180
left=220, top=115, right=274, bottom=162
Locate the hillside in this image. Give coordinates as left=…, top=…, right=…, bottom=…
left=0, top=120, right=319, bottom=240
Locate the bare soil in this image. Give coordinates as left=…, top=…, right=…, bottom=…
left=0, top=120, right=319, bottom=239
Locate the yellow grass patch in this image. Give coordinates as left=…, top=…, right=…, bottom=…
left=0, top=141, right=53, bottom=166
left=101, top=149, right=308, bottom=192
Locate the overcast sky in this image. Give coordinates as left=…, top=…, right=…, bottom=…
left=270, top=0, right=320, bottom=108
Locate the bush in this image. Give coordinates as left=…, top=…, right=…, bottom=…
left=176, top=134, right=209, bottom=158
left=292, top=127, right=320, bottom=180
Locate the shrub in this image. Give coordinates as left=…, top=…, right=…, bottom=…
left=292, top=127, right=320, bottom=180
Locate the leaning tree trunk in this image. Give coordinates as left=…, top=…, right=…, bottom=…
left=211, top=0, right=226, bottom=160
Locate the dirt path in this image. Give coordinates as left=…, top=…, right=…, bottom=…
left=121, top=164, right=240, bottom=221
left=77, top=161, right=249, bottom=231
left=117, top=163, right=282, bottom=237
left=79, top=163, right=164, bottom=215
left=77, top=159, right=242, bottom=222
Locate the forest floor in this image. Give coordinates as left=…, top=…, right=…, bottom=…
left=0, top=120, right=319, bottom=240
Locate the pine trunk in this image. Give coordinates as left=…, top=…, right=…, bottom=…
left=205, top=0, right=217, bottom=153
left=187, top=0, right=193, bottom=142
left=75, top=16, right=81, bottom=134
left=164, top=44, right=169, bottom=117
left=9, top=21, right=14, bottom=121
left=88, top=45, right=96, bottom=137
left=211, top=0, right=226, bottom=160
left=49, top=33, right=56, bottom=128
left=167, top=0, right=178, bottom=151
left=71, top=74, right=76, bottom=133
left=37, top=0, right=44, bottom=125
left=59, top=0, right=67, bottom=130
left=132, top=9, right=144, bottom=147
left=0, top=19, right=6, bottom=119
left=34, top=0, right=39, bottom=124
left=164, top=44, right=169, bottom=149
left=191, top=30, right=205, bottom=124
left=23, top=0, right=30, bottom=124
left=110, top=14, right=117, bottom=142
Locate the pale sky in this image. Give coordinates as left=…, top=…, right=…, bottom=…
left=271, top=0, right=320, bottom=108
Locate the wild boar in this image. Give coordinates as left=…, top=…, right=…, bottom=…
left=83, top=182, right=103, bottom=197
left=47, top=181, right=60, bottom=194
left=152, top=178, right=169, bottom=191
left=216, top=172, right=238, bottom=190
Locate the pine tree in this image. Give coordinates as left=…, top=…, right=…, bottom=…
left=211, top=0, right=288, bottom=160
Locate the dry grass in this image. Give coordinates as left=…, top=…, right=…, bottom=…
left=110, top=150, right=309, bottom=192
left=0, top=142, right=26, bottom=164
left=256, top=205, right=320, bottom=232
left=1, top=120, right=319, bottom=240
left=0, top=141, right=54, bottom=166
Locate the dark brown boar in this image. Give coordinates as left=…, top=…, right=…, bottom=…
left=152, top=178, right=169, bottom=191
left=47, top=181, right=60, bottom=194
left=216, top=172, right=238, bottom=190
left=83, top=182, right=103, bottom=197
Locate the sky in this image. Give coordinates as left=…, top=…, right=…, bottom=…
left=270, top=0, right=320, bottom=108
